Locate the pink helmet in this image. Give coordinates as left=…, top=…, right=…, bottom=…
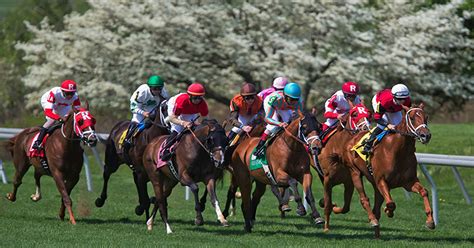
left=342, top=81, right=359, bottom=95
left=272, top=77, right=288, bottom=90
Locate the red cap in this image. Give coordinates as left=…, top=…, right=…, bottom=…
left=60, top=80, right=77, bottom=92
left=187, top=83, right=205, bottom=96
left=342, top=81, right=359, bottom=95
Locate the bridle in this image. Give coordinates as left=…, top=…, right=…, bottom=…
left=187, top=124, right=226, bottom=168
left=61, top=111, right=97, bottom=146
left=403, top=107, right=428, bottom=142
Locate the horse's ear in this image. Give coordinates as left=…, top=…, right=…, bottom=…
left=419, top=102, right=425, bottom=109
left=311, top=107, right=317, bottom=115
left=84, top=99, right=90, bottom=111
left=401, top=105, right=410, bottom=112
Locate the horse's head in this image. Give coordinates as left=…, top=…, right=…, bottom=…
left=73, top=108, right=98, bottom=147
left=297, top=111, right=322, bottom=149
left=202, top=119, right=228, bottom=168
left=403, top=103, right=431, bottom=144
left=347, top=103, right=371, bottom=131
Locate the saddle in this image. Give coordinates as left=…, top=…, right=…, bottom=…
left=320, top=125, right=338, bottom=146
left=352, top=127, right=390, bottom=162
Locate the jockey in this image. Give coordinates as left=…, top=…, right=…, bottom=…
left=32, top=80, right=81, bottom=150
left=257, top=76, right=288, bottom=101
left=161, top=83, right=209, bottom=160
left=322, top=81, right=361, bottom=131
left=254, top=82, right=304, bottom=156
left=227, top=83, right=263, bottom=143
left=362, top=83, right=412, bottom=155
left=123, top=75, right=170, bottom=147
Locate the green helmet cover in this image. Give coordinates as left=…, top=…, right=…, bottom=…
left=147, top=75, right=165, bottom=87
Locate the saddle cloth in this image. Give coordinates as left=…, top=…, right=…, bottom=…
left=28, top=133, right=49, bottom=158
left=351, top=127, right=389, bottom=162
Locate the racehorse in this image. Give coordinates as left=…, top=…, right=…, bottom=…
left=317, top=103, right=371, bottom=232
left=5, top=107, right=97, bottom=224
left=341, top=103, right=433, bottom=238
left=230, top=111, right=323, bottom=232
left=143, top=119, right=229, bottom=233
left=95, top=106, right=169, bottom=220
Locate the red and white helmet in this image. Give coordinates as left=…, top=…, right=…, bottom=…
left=272, top=77, right=288, bottom=90
left=342, top=81, right=359, bottom=95
left=60, top=80, right=77, bottom=92
left=187, top=83, right=205, bottom=96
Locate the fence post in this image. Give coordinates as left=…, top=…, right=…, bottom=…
left=420, top=164, right=438, bottom=225
left=90, top=146, right=104, bottom=172
left=82, top=153, right=93, bottom=192
left=0, top=159, right=7, bottom=184
left=451, top=166, right=472, bottom=205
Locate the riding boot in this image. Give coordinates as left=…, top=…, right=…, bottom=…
left=362, top=127, right=384, bottom=155
left=161, top=131, right=178, bottom=161
left=123, top=122, right=138, bottom=149
left=254, top=133, right=269, bottom=157
left=32, top=127, right=48, bottom=150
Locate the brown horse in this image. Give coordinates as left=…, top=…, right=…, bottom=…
left=231, top=111, right=323, bottom=232
left=143, top=119, right=229, bottom=233
left=341, top=103, right=433, bottom=237
left=317, top=103, right=371, bottom=232
left=95, top=106, right=169, bottom=220
left=5, top=107, right=97, bottom=224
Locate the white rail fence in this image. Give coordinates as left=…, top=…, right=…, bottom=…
left=1, top=127, right=473, bottom=226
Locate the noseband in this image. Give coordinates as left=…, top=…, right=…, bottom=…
left=405, top=108, right=428, bottom=142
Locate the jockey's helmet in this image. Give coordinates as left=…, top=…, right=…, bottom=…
left=342, top=81, right=359, bottom=95
left=240, top=83, right=257, bottom=96
left=147, top=75, right=165, bottom=87
left=272, top=77, right=288, bottom=90
left=391, top=84, right=410, bottom=99
left=187, top=83, right=205, bottom=96
left=60, top=80, right=77, bottom=92
left=283, top=83, right=301, bottom=99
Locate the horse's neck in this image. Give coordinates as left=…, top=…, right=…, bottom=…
left=390, top=115, right=415, bottom=147
left=279, top=119, right=302, bottom=151
left=57, top=115, right=79, bottom=148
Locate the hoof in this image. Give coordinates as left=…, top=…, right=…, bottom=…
left=235, top=191, right=241, bottom=199
left=30, top=194, right=41, bottom=202
left=280, top=204, right=291, bottom=212
left=323, top=227, right=330, bottom=233
left=244, top=226, right=252, bottom=233
left=6, top=193, right=16, bottom=202
left=425, top=221, right=435, bottom=230
left=384, top=202, right=396, bottom=218
left=221, top=220, right=230, bottom=227
left=195, top=217, right=204, bottom=226
left=70, top=219, right=77, bottom=225
left=369, top=219, right=379, bottom=227
left=95, top=198, right=105, bottom=208
left=296, top=207, right=307, bottom=216
left=314, top=217, right=325, bottom=225
left=135, top=205, right=145, bottom=216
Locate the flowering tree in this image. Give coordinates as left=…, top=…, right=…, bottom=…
left=16, top=0, right=473, bottom=118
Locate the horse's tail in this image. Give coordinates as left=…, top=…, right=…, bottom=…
left=4, top=135, right=17, bottom=158
left=328, top=153, right=343, bottom=167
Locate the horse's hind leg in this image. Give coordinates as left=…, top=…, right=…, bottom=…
left=250, top=181, right=266, bottom=224
left=95, top=144, right=120, bottom=208
left=288, top=178, right=306, bottom=216
left=6, top=156, right=31, bottom=202
left=333, top=180, right=354, bottom=214
left=270, top=185, right=289, bottom=214
left=323, top=176, right=334, bottom=232
left=206, top=178, right=229, bottom=227
left=405, top=180, right=435, bottom=230
left=223, top=178, right=238, bottom=218
left=301, top=172, right=324, bottom=225
left=30, top=170, right=42, bottom=202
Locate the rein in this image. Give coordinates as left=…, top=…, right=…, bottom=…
left=390, top=108, right=426, bottom=140
left=186, top=127, right=211, bottom=154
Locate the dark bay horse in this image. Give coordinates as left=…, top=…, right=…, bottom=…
left=95, top=107, right=169, bottom=220
left=341, top=103, right=433, bottom=238
left=317, top=103, right=371, bottom=232
left=143, top=119, right=229, bottom=233
left=5, top=107, right=97, bottom=224
left=230, top=111, right=323, bottom=232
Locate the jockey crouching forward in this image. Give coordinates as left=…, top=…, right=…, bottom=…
left=254, top=83, right=304, bottom=157
left=123, top=75, right=170, bottom=148
left=322, top=81, right=361, bottom=132
left=227, top=83, right=263, bottom=145
left=161, top=83, right=209, bottom=161
left=33, top=80, right=81, bottom=151
left=362, top=83, right=412, bottom=155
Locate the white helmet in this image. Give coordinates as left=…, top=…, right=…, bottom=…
left=272, top=77, right=288, bottom=90
left=391, top=84, right=410, bottom=99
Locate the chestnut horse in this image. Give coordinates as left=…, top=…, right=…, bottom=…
left=95, top=106, right=169, bottom=220
left=5, top=107, right=97, bottom=224
left=317, top=103, right=371, bottom=232
left=341, top=103, right=433, bottom=238
left=143, top=119, right=229, bottom=233
left=231, top=111, right=323, bottom=232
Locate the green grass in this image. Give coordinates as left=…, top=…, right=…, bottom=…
left=0, top=124, right=473, bottom=247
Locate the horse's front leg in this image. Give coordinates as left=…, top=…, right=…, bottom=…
left=30, top=169, right=42, bottom=202
left=288, top=178, right=306, bottom=216
left=376, top=178, right=395, bottom=218
left=405, top=180, right=435, bottom=230
left=133, top=169, right=151, bottom=220
left=52, top=172, right=76, bottom=225
left=95, top=144, right=120, bottom=208
left=147, top=171, right=173, bottom=234
left=205, top=178, right=229, bottom=227
left=350, top=169, right=379, bottom=238
left=301, top=172, right=324, bottom=225
left=183, top=175, right=203, bottom=226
